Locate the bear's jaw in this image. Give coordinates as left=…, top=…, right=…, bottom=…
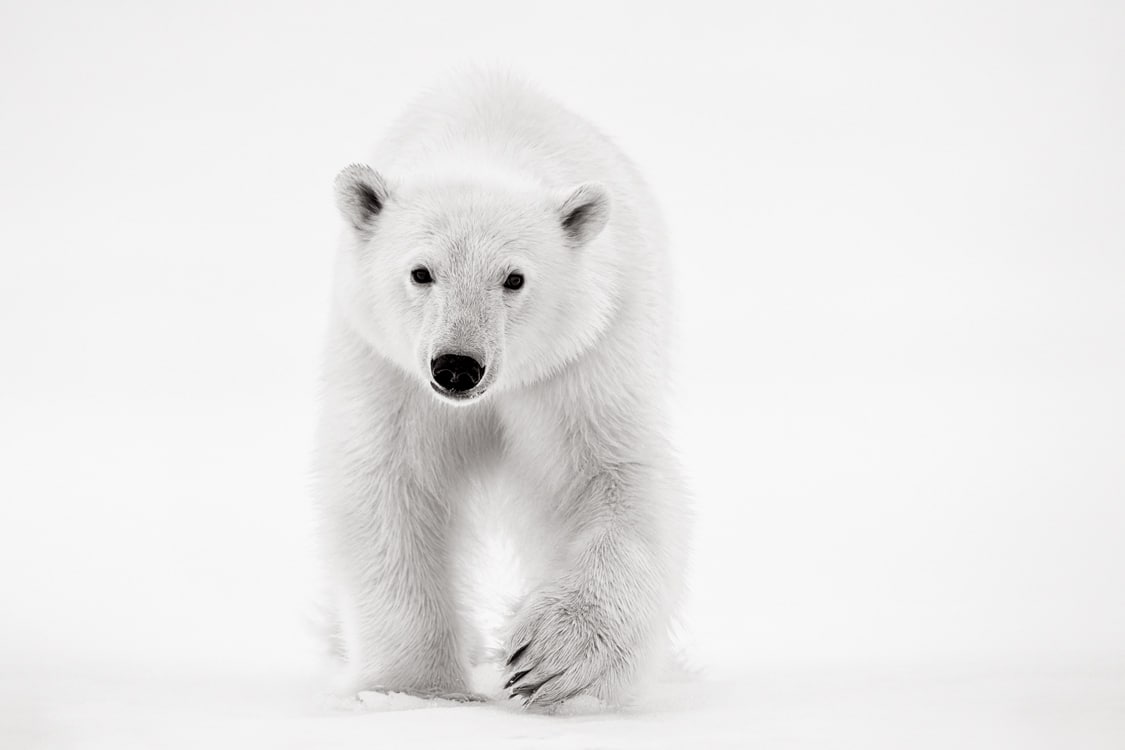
left=429, top=380, right=490, bottom=405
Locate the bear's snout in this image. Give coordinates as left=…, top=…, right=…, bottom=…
left=431, top=354, right=485, bottom=394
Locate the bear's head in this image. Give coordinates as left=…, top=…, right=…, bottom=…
left=334, top=164, right=614, bottom=405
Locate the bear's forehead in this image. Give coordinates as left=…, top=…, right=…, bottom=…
left=405, top=182, right=547, bottom=240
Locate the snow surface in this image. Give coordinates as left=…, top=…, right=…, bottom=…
left=5, top=658, right=1124, bottom=749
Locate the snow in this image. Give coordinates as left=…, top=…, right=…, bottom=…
left=6, top=658, right=1124, bottom=749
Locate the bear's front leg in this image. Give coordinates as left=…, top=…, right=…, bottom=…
left=326, top=471, right=472, bottom=699
left=317, top=346, right=476, bottom=700
left=503, top=466, right=680, bottom=708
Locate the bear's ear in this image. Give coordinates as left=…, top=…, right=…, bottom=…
left=557, top=182, right=610, bottom=246
left=335, top=164, right=389, bottom=233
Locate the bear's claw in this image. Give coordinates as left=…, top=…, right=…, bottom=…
left=505, top=642, right=530, bottom=666
left=504, top=669, right=531, bottom=689
left=509, top=670, right=564, bottom=700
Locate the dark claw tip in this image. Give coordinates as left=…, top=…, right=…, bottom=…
left=504, top=669, right=530, bottom=689
left=506, top=643, right=530, bottom=666
left=513, top=671, right=566, bottom=703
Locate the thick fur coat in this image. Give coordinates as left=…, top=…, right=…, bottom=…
left=315, top=73, right=687, bottom=709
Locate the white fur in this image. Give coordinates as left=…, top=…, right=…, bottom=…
left=315, top=72, right=688, bottom=709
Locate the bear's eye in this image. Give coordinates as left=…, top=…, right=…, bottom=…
left=411, top=267, right=433, bottom=285
left=503, top=272, right=524, bottom=291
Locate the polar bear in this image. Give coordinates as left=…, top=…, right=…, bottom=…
left=315, top=72, right=687, bottom=709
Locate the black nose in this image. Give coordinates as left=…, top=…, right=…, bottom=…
left=431, top=354, right=485, bottom=393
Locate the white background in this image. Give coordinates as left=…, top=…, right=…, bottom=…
left=2, top=1, right=1123, bottom=747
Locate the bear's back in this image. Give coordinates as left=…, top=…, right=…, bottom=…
left=373, top=71, right=647, bottom=206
